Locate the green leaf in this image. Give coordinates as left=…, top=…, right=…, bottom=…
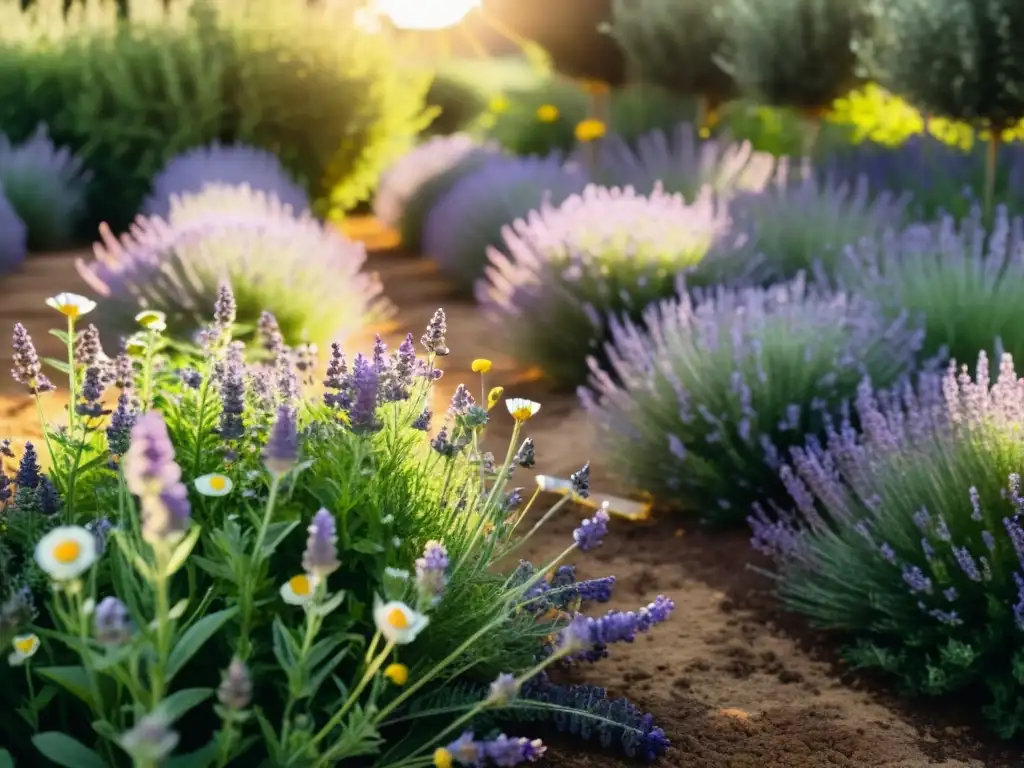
left=261, top=520, right=300, bottom=557
left=350, top=539, right=384, bottom=555
left=31, top=733, right=108, bottom=768
left=165, top=526, right=202, bottom=577
left=48, top=329, right=71, bottom=344
left=272, top=617, right=298, bottom=671
left=35, top=666, right=95, bottom=708
left=0, top=748, right=15, bottom=768
left=42, top=357, right=72, bottom=375
left=166, top=607, right=237, bottom=681
left=157, top=688, right=214, bottom=723
left=190, top=555, right=235, bottom=582
left=164, top=740, right=219, bottom=768
left=314, top=590, right=346, bottom=618
left=168, top=599, right=189, bottom=620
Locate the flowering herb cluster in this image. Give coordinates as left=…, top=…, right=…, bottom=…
left=478, top=182, right=743, bottom=390
left=580, top=276, right=923, bottom=526
left=0, top=290, right=674, bottom=765
left=751, top=354, right=1024, bottom=737
left=75, top=182, right=392, bottom=350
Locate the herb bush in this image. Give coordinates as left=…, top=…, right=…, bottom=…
left=0, top=124, right=91, bottom=251
left=0, top=0, right=431, bottom=232
left=422, top=154, right=589, bottom=295
left=839, top=206, right=1024, bottom=369
left=0, top=180, right=27, bottom=274
left=478, top=183, right=742, bottom=391
left=609, top=0, right=736, bottom=119
left=750, top=355, right=1024, bottom=737
left=0, top=292, right=674, bottom=765
left=142, top=142, right=310, bottom=220
left=374, top=134, right=501, bottom=252
left=691, top=163, right=909, bottom=287
left=580, top=276, right=923, bottom=526
left=484, top=78, right=590, bottom=159
left=75, top=183, right=391, bottom=349
left=586, top=122, right=777, bottom=199
left=423, top=71, right=489, bottom=137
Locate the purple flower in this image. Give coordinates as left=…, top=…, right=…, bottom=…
left=0, top=178, right=27, bottom=274
left=76, top=364, right=110, bottom=419
left=212, top=283, right=236, bottom=347
left=86, top=517, right=114, bottom=555
left=263, top=405, right=298, bottom=476
left=487, top=672, right=520, bottom=706
left=573, top=506, right=609, bottom=552
left=571, top=595, right=675, bottom=662
left=445, top=731, right=546, bottom=767
left=569, top=462, right=590, bottom=499
left=11, top=323, right=54, bottom=395
left=430, top=426, right=457, bottom=458
left=37, top=476, right=60, bottom=516
left=448, top=384, right=475, bottom=419
left=74, top=324, right=102, bottom=367
left=94, top=596, right=132, bottom=646
left=217, top=657, right=253, bottom=711
left=411, top=408, right=431, bottom=431
left=415, top=540, right=449, bottom=605
left=424, top=154, right=589, bottom=295
left=420, top=308, right=449, bottom=356
left=346, top=353, right=379, bottom=430
left=141, top=142, right=309, bottom=219
left=302, top=508, right=340, bottom=578
left=216, top=343, right=246, bottom=443
left=257, top=311, right=284, bottom=359
left=0, top=469, right=11, bottom=505
left=514, top=437, right=535, bottom=468
left=557, top=613, right=593, bottom=654
left=15, top=442, right=40, bottom=489
left=107, top=392, right=138, bottom=457
left=123, top=411, right=191, bottom=544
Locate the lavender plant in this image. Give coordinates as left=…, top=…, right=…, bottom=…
left=75, top=183, right=391, bottom=349
left=478, top=182, right=747, bottom=390
left=0, top=124, right=91, bottom=251
left=0, top=180, right=27, bottom=275
left=585, top=122, right=777, bottom=200
left=422, top=154, right=590, bottom=295
left=751, top=355, right=1024, bottom=737
left=141, top=142, right=310, bottom=220
left=580, top=276, right=923, bottom=525
left=692, top=161, right=910, bottom=287
left=373, top=134, right=501, bottom=251
left=840, top=206, right=1024, bottom=370
left=0, top=293, right=674, bottom=764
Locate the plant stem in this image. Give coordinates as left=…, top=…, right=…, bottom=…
left=499, top=495, right=572, bottom=560
left=150, top=552, right=172, bottom=707
left=984, top=129, right=1002, bottom=221
left=24, top=665, right=38, bottom=729
left=65, top=316, right=77, bottom=437
left=238, top=474, right=282, bottom=659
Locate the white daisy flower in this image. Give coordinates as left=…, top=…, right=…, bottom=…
left=8, top=633, right=40, bottom=666
left=45, top=292, right=96, bottom=319
left=373, top=596, right=429, bottom=645
left=194, top=473, right=233, bottom=497
left=280, top=574, right=316, bottom=606
left=505, top=398, right=541, bottom=422
left=35, top=526, right=98, bottom=581
left=134, top=310, right=167, bottom=332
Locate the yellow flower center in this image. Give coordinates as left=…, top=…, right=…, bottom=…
left=59, top=305, right=80, bottom=319
left=511, top=406, right=533, bottom=422
left=52, top=539, right=81, bottom=564
left=289, top=575, right=311, bottom=597
left=387, top=607, right=410, bottom=629
left=14, top=636, right=36, bottom=654
left=433, top=748, right=453, bottom=768
left=384, top=663, right=409, bottom=686
left=210, top=475, right=227, bottom=491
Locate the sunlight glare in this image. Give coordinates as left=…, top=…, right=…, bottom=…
left=375, top=0, right=481, bottom=30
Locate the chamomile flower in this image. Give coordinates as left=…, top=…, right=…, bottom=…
left=373, top=596, right=429, bottom=645
left=124, top=333, right=148, bottom=356
left=280, top=574, right=316, bottom=606
left=384, top=662, right=409, bottom=686
left=35, top=526, right=98, bottom=581
left=135, top=310, right=167, bottom=332
left=8, top=633, right=39, bottom=666
left=45, top=292, right=96, bottom=319
left=194, top=473, right=233, bottom=497
left=506, top=398, right=541, bottom=422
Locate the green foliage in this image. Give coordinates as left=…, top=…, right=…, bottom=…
left=610, top=0, right=736, bottom=108
left=716, top=0, right=870, bottom=113
left=424, top=71, right=489, bottom=137
left=753, top=357, right=1024, bottom=737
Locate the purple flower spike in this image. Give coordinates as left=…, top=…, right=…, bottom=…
left=263, top=405, right=298, bottom=476
left=573, top=506, right=609, bottom=552
left=15, top=442, right=41, bottom=489
left=415, top=540, right=449, bottom=606
left=302, top=508, right=340, bottom=579
left=123, top=411, right=191, bottom=545
left=11, top=323, right=54, bottom=395
left=445, top=731, right=546, bottom=767
left=94, top=596, right=132, bottom=646
left=216, top=343, right=246, bottom=444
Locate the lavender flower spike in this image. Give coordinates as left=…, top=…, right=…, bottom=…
left=573, top=505, right=610, bottom=552
left=420, top=308, right=449, bottom=356
left=94, top=596, right=132, bottom=646
left=263, top=405, right=298, bottom=476
left=11, top=323, right=54, bottom=394
left=123, top=411, right=191, bottom=545
left=415, top=540, right=449, bottom=606
left=302, top=508, right=340, bottom=579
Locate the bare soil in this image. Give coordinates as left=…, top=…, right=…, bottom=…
left=1, top=220, right=1020, bottom=768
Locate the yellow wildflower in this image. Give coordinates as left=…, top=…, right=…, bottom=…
left=574, top=118, right=607, bottom=143
left=488, top=95, right=509, bottom=114
left=486, top=386, right=504, bottom=411
left=433, top=748, right=453, bottom=768
left=536, top=104, right=559, bottom=123
left=383, top=663, right=409, bottom=686
left=471, top=358, right=493, bottom=374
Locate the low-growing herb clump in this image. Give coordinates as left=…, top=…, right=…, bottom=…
left=76, top=183, right=391, bottom=350
left=478, top=182, right=742, bottom=390
left=0, top=291, right=674, bottom=765
left=423, top=154, right=590, bottom=295
left=141, top=142, right=310, bottom=220
left=580, top=276, right=923, bottom=526
left=751, top=354, right=1024, bottom=737
left=0, top=179, right=26, bottom=274
left=840, top=206, right=1024, bottom=369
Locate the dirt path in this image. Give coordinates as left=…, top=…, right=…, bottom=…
left=1, top=220, right=1019, bottom=767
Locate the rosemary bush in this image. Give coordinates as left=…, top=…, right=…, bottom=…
left=0, top=292, right=674, bottom=765
left=751, top=356, right=1024, bottom=737
left=75, top=183, right=390, bottom=350
left=580, top=276, right=922, bottom=526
